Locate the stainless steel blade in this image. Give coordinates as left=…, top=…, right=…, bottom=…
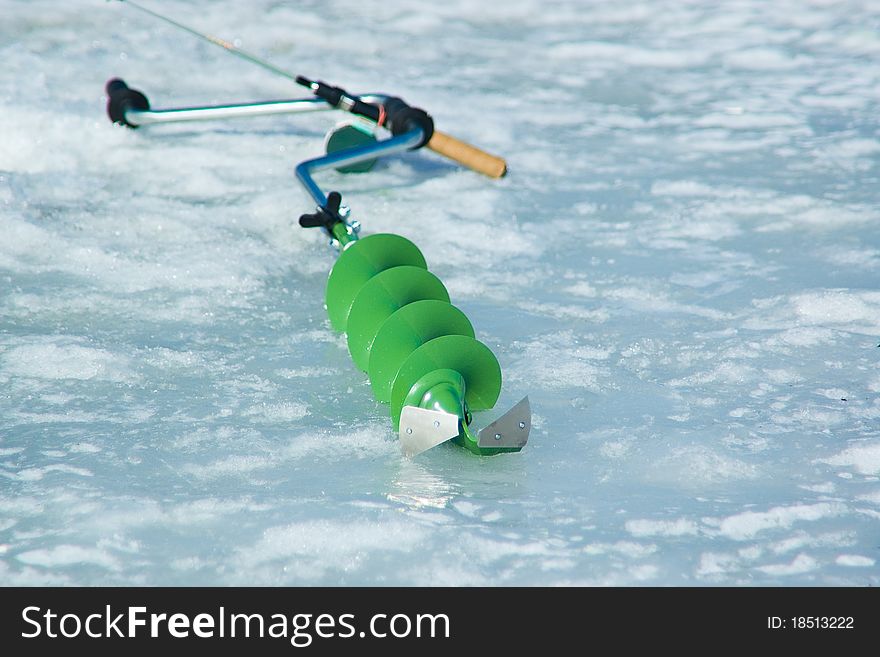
left=477, top=396, right=531, bottom=449
left=399, top=406, right=460, bottom=457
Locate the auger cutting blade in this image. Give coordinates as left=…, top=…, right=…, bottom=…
left=325, top=233, right=426, bottom=331
left=399, top=406, right=460, bottom=458
left=477, top=396, right=531, bottom=450
left=346, top=266, right=449, bottom=372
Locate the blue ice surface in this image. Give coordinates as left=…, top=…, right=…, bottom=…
left=1, top=0, right=878, bottom=585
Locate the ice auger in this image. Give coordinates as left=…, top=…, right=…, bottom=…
left=103, top=1, right=531, bottom=457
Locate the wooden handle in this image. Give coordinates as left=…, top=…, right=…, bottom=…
left=427, top=130, right=507, bottom=179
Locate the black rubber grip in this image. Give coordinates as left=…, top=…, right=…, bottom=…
left=383, top=97, right=434, bottom=148
left=105, top=78, right=150, bottom=128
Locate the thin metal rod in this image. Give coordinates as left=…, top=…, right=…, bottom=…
left=123, top=95, right=392, bottom=127
left=296, top=129, right=424, bottom=208
left=124, top=98, right=330, bottom=126
left=116, top=0, right=300, bottom=83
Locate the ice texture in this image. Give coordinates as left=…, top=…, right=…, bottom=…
left=0, top=0, right=878, bottom=585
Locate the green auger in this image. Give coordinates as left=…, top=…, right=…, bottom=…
left=325, top=231, right=529, bottom=456
left=299, top=184, right=530, bottom=458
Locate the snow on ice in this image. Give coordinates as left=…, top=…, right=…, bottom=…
left=0, top=0, right=878, bottom=585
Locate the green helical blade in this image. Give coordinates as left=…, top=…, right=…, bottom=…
left=390, top=335, right=502, bottom=429
left=346, top=266, right=450, bottom=371
left=325, top=234, right=426, bottom=331
left=368, top=300, right=475, bottom=403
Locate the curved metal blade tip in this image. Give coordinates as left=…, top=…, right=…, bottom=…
left=477, top=396, right=531, bottom=449
left=399, top=406, right=460, bottom=458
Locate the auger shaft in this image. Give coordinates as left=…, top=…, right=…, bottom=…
left=295, top=129, right=423, bottom=211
